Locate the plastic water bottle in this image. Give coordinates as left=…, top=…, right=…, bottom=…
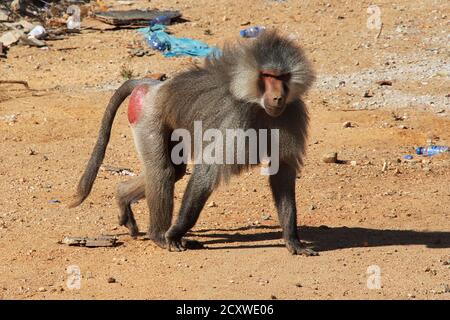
left=146, top=33, right=168, bottom=51
left=415, top=145, right=449, bottom=156
left=240, top=26, right=266, bottom=38
left=67, top=16, right=81, bottom=30
left=149, top=15, right=171, bottom=27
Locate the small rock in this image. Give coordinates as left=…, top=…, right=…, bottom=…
left=350, top=160, right=357, bottom=166
left=270, top=294, right=277, bottom=300
left=376, top=80, right=392, bottom=86
left=309, top=204, right=316, bottom=211
left=107, top=277, right=116, bottom=283
left=0, top=114, right=18, bottom=123
left=342, top=121, right=352, bottom=128
left=38, top=287, right=46, bottom=292
left=322, top=152, right=338, bottom=164
left=0, top=29, right=24, bottom=47
left=207, top=201, right=217, bottom=208
left=0, top=9, right=9, bottom=22
left=391, top=112, right=405, bottom=121
left=382, top=160, right=388, bottom=172
left=364, top=90, right=374, bottom=98
left=443, top=284, right=450, bottom=293
left=295, top=283, right=303, bottom=288
left=435, top=71, right=448, bottom=77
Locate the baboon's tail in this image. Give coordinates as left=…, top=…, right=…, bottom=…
left=69, top=78, right=156, bottom=208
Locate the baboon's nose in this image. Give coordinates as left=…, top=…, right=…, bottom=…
left=272, top=96, right=284, bottom=107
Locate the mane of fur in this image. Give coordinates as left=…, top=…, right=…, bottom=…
left=203, top=29, right=315, bottom=104
left=158, top=30, right=313, bottom=183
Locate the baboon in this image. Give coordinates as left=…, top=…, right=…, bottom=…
left=70, top=30, right=316, bottom=255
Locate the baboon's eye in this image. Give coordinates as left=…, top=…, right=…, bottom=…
left=277, top=73, right=291, bottom=82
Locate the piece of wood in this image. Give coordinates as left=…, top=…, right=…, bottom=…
left=55, top=46, right=79, bottom=51
left=94, top=9, right=182, bottom=26
left=61, top=235, right=118, bottom=247
left=81, top=17, right=117, bottom=31
left=0, top=80, right=30, bottom=89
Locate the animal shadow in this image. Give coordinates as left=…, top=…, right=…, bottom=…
left=190, top=225, right=450, bottom=252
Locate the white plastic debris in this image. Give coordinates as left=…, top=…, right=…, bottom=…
left=28, top=25, right=46, bottom=39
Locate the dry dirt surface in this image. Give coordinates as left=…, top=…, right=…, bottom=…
left=0, top=0, right=449, bottom=300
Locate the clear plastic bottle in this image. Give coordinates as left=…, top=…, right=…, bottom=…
left=239, top=26, right=266, bottom=38
left=146, top=33, right=168, bottom=51
left=149, top=15, right=171, bottom=27
left=415, top=145, right=449, bottom=156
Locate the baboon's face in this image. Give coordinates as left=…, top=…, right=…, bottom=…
left=259, top=70, right=291, bottom=117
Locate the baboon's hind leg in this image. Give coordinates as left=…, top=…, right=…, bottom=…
left=116, top=175, right=145, bottom=236
left=115, top=163, right=185, bottom=238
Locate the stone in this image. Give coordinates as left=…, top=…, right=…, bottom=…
left=322, top=152, right=338, bottom=163
left=0, top=30, right=24, bottom=47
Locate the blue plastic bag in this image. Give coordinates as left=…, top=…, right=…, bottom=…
left=138, top=25, right=220, bottom=58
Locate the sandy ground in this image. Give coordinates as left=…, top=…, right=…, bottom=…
left=0, top=0, right=449, bottom=300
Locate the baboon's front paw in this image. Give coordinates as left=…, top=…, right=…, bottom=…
left=165, top=236, right=204, bottom=252
left=286, top=241, right=319, bottom=256
left=166, top=237, right=187, bottom=252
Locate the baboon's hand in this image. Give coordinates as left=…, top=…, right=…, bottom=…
left=167, top=238, right=187, bottom=252
left=286, top=240, right=319, bottom=256
left=165, top=233, right=204, bottom=252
